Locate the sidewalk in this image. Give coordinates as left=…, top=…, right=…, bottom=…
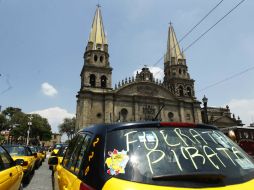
left=24, top=157, right=52, bottom=190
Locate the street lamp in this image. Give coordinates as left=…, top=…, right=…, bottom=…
left=6, top=113, right=11, bottom=144
left=26, top=115, right=33, bottom=145
left=202, top=95, right=208, bottom=124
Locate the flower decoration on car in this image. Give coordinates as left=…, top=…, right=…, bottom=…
left=105, top=149, right=129, bottom=175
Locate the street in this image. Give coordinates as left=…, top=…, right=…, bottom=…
left=24, top=156, right=52, bottom=190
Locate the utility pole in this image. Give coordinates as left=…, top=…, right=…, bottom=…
left=26, top=115, right=33, bottom=145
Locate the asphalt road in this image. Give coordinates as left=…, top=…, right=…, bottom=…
left=24, top=156, right=53, bottom=190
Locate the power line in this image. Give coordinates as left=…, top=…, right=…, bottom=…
left=182, top=0, right=246, bottom=53
left=152, top=0, right=225, bottom=68
left=153, top=0, right=246, bottom=85
left=197, top=66, right=254, bottom=92
left=179, top=0, right=224, bottom=46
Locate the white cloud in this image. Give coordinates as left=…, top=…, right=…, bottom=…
left=133, top=66, right=164, bottom=81
left=226, top=98, right=254, bottom=126
left=31, top=107, right=75, bottom=133
left=41, top=82, right=58, bottom=97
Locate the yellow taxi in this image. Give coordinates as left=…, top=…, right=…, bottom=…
left=29, top=146, right=43, bottom=169
left=48, top=144, right=68, bottom=172
left=38, top=147, right=47, bottom=161
left=4, top=145, right=37, bottom=184
left=51, top=143, right=65, bottom=156
left=49, top=122, right=254, bottom=190
left=0, top=145, right=24, bottom=190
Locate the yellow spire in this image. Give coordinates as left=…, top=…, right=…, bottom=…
left=88, top=5, right=108, bottom=50
left=164, top=23, right=185, bottom=64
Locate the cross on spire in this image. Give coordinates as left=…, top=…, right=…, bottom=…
left=96, top=4, right=101, bottom=8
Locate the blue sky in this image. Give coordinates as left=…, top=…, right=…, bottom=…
left=1, top=0, right=254, bottom=132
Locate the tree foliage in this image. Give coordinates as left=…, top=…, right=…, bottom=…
left=0, top=107, right=52, bottom=144
left=58, top=117, right=76, bottom=140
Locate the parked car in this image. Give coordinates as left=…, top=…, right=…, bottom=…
left=48, top=144, right=68, bottom=171
left=51, top=143, right=66, bottom=156
left=0, top=145, right=24, bottom=189
left=39, top=146, right=47, bottom=161
left=49, top=121, right=254, bottom=190
left=29, top=146, right=43, bottom=169
left=221, top=126, right=254, bottom=158
left=4, top=144, right=36, bottom=184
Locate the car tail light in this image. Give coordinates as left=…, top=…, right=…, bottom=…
left=80, top=182, right=95, bottom=190
left=160, top=122, right=196, bottom=128
left=22, top=161, right=28, bottom=166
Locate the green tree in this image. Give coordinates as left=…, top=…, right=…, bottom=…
left=58, top=117, right=76, bottom=140
left=0, top=113, right=7, bottom=131
left=1, top=107, right=52, bottom=144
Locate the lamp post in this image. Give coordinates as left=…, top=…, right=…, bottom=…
left=6, top=113, right=11, bottom=144
left=202, top=95, right=208, bottom=124
left=26, top=115, right=33, bottom=145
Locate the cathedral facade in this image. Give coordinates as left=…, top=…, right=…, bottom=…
left=76, top=6, right=203, bottom=130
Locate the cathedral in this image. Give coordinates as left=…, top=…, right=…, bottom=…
left=76, top=6, right=241, bottom=130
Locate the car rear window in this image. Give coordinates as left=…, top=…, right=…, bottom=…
left=4, top=146, right=26, bottom=156
left=105, top=126, right=254, bottom=187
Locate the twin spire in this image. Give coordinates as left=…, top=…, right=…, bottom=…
left=88, top=6, right=184, bottom=65
left=164, top=23, right=185, bottom=64
left=88, top=5, right=108, bottom=51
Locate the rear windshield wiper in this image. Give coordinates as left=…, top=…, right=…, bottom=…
left=152, top=172, right=226, bottom=182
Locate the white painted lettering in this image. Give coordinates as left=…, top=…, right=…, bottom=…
left=181, top=146, right=205, bottom=170
left=124, top=131, right=138, bottom=151
left=174, top=128, right=195, bottom=146
left=160, top=130, right=180, bottom=147
left=146, top=150, right=165, bottom=174
left=203, top=145, right=225, bottom=170
left=190, top=129, right=207, bottom=144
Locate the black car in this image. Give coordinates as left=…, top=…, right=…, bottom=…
left=49, top=121, right=254, bottom=190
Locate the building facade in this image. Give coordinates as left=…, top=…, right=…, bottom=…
left=76, top=6, right=203, bottom=130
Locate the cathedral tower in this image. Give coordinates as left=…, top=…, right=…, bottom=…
left=80, top=5, right=112, bottom=91
left=164, top=24, right=195, bottom=98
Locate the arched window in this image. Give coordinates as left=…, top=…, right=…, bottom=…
left=90, top=74, right=96, bottom=87
left=179, top=86, right=184, bottom=96
left=101, top=75, right=107, bottom=88
left=187, top=87, right=192, bottom=97
left=100, top=56, right=104, bottom=63
left=94, top=55, right=98, bottom=62
left=168, top=112, right=174, bottom=121
left=120, top=108, right=128, bottom=122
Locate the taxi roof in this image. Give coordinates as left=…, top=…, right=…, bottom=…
left=78, top=121, right=218, bottom=136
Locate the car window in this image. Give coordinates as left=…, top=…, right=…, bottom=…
left=57, top=146, right=68, bottom=157
left=62, top=136, right=78, bottom=168
left=105, top=126, right=254, bottom=187
left=65, top=135, right=85, bottom=173
left=80, top=135, right=102, bottom=188
left=29, top=146, right=37, bottom=153
left=74, top=135, right=91, bottom=175
left=4, top=146, right=26, bottom=156
left=26, top=147, right=33, bottom=156
left=0, top=146, right=13, bottom=170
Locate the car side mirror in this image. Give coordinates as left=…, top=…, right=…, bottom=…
left=48, top=156, right=58, bottom=165
left=15, top=159, right=24, bottom=166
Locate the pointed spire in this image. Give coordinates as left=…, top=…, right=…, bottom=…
left=164, top=23, right=185, bottom=64
left=88, top=5, right=108, bottom=50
